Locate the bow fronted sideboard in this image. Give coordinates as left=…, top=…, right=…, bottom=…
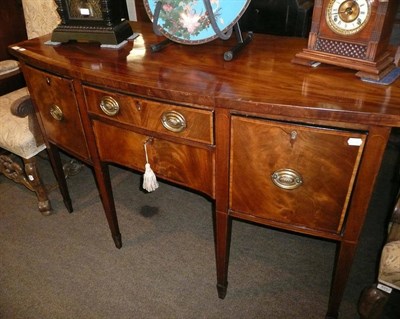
left=10, top=22, right=400, bottom=318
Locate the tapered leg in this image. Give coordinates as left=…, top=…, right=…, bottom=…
left=93, top=162, right=122, bottom=249
left=46, top=144, right=73, bottom=213
left=214, top=108, right=232, bottom=298
left=325, top=241, right=358, bottom=319
left=215, top=210, right=232, bottom=299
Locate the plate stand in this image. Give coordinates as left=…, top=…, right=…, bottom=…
left=223, top=24, right=253, bottom=61
left=150, top=0, right=253, bottom=61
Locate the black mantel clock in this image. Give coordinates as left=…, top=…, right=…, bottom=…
left=51, top=0, right=133, bottom=45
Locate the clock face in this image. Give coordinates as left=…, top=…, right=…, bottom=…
left=326, top=0, right=371, bottom=35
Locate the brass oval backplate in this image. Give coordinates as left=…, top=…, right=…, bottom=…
left=271, top=168, right=303, bottom=190
left=49, top=104, right=63, bottom=121
left=100, top=96, right=120, bottom=116
left=161, top=110, right=187, bottom=133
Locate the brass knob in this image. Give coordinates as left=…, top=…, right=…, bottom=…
left=271, top=169, right=303, bottom=190
left=99, top=96, right=120, bottom=116
left=49, top=104, right=63, bottom=121
left=161, top=111, right=187, bottom=133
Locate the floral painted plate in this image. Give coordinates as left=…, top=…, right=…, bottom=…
left=143, top=0, right=251, bottom=45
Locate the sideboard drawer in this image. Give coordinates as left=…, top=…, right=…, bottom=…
left=92, top=121, right=214, bottom=197
left=84, top=86, right=214, bottom=145
left=22, top=65, right=90, bottom=160
left=229, top=116, right=367, bottom=234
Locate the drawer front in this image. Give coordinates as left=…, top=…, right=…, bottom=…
left=92, top=121, right=214, bottom=197
left=23, top=65, right=89, bottom=160
left=229, top=116, right=367, bottom=234
left=84, top=86, right=214, bottom=144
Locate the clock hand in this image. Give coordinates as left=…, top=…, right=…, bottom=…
left=341, top=0, right=357, bottom=10
left=339, top=2, right=357, bottom=15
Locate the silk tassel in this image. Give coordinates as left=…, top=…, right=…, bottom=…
left=142, top=142, right=159, bottom=192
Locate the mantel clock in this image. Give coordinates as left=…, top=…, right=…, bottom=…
left=51, top=0, right=132, bottom=45
left=293, top=0, right=399, bottom=80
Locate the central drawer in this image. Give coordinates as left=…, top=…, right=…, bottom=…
left=92, top=121, right=214, bottom=197
left=229, top=116, right=367, bottom=235
left=84, top=86, right=214, bottom=145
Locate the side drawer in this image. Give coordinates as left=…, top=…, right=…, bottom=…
left=229, top=116, right=367, bottom=235
left=84, top=86, right=214, bottom=145
left=92, top=121, right=214, bottom=197
left=22, top=65, right=90, bottom=160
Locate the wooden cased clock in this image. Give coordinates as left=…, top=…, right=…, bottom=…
left=51, top=0, right=133, bottom=45
left=293, top=0, right=399, bottom=80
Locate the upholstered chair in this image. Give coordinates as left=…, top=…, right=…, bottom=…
left=0, top=0, right=66, bottom=215
left=358, top=196, right=400, bottom=318
left=0, top=86, right=50, bottom=214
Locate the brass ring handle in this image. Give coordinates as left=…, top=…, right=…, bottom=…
left=99, top=96, right=120, bottom=116
left=161, top=110, right=187, bottom=133
left=49, top=104, right=63, bottom=121
left=271, top=169, right=303, bottom=190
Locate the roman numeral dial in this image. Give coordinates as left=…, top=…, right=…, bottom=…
left=326, top=0, right=371, bottom=35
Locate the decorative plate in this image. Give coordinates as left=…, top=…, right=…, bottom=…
left=143, top=0, right=251, bottom=44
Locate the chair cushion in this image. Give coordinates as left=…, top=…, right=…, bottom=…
left=379, top=240, right=400, bottom=290
left=0, top=60, right=20, bottom=80
left=0, top=87, right=46, bottom=159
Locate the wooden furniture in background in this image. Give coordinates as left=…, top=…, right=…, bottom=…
left=239, top=0, right=313, bottom=37
left=134, top=0, right=150, bottom=23
left=0, top=0, right=27, bottom=95
left=0, top=0, right=70, bottom=215
left=10, top=22, right=400, bottom=318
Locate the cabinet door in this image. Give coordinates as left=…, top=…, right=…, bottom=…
left=23, top=65, right=89, bottom=160
left=229, top=116, right=367, bottom=234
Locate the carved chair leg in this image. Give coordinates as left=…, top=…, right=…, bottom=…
left=358, top=283, right=390, bottom=319
left=0, top=153, right=51, bottom=215
left=22, top=156, right=52, bottom=216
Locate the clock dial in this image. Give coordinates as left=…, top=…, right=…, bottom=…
left=326, top=0, right=371, bottom=35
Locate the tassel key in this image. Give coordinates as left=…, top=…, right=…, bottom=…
left=143, top=140, right=159, bottom=192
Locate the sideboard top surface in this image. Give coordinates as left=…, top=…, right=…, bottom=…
left=10, top=22, right=400, bottom=127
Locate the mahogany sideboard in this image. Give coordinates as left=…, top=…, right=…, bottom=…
left=10, top=22, right=400, bottom=318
